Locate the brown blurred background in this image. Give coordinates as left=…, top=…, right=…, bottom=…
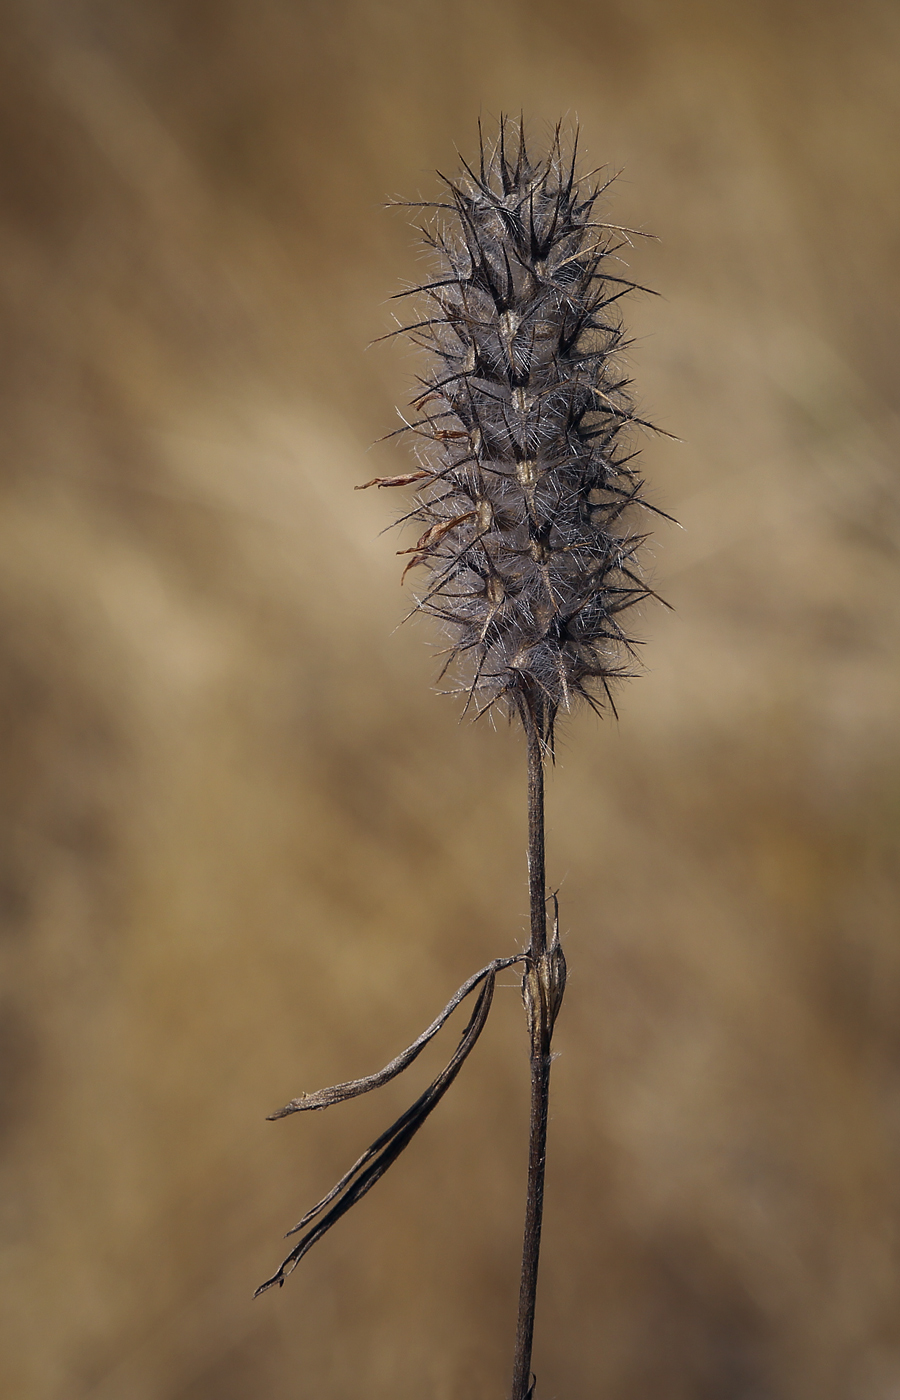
left=2, top=1, right=900, bottom=1397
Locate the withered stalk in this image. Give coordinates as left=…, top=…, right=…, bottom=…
left=510, top=701, right=562, bottom=1400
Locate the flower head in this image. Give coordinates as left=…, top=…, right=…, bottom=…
left=373, top=119, right=665, bottom=745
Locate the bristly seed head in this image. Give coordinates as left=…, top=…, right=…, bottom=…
left=376, top=117, right=667, bottom=748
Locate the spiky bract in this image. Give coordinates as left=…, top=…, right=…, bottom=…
left=386, top=120, right=661, bottom=744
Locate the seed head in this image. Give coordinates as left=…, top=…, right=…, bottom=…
left=370, top=119, right=666, bottom=746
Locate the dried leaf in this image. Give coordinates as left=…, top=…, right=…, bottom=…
left=267, top=955, right=523, bottom=1119
left=256, top=964, right=513, bottom=1295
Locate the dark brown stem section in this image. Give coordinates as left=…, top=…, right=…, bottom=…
left=526, top=714, right=547, bottom=962
left=510, top=707, right=554, bottom=1400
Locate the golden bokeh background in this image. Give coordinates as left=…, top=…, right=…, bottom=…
left=2, top=2, right=900, bottom=1397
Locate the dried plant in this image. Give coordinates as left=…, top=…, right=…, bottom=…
left=258, top=117, right=667, bottom=1400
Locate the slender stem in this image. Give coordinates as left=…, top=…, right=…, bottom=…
left=510, top=708, right=553, bottom=1400
left=526, top=715, right=547, bottom=961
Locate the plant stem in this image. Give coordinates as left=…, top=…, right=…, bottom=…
left=510, top=710, right=553, bottom=1400
left=526, top=716, right=548, bottom=963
